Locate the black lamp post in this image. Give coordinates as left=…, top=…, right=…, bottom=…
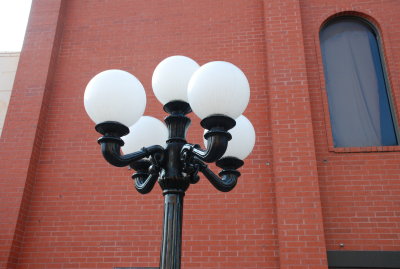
left=84, top=56, right=255, bottom=269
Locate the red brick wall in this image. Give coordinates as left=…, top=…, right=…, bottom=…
left=0, top=0, right=399, bottom=268
left=2, top=0, right=277, bottom=268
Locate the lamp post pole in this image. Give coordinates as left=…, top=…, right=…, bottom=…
left=158, top=103, right=192, bottom=268
left=84, top=56, right=256, bottom=269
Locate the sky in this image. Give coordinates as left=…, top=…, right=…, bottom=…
left=0, top=0, right=32, bottom=52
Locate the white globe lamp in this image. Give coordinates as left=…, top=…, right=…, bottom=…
left=188, top=61, right=250, bottom=120
left=84, top=69, right=146, bottom=127
left=152, top=56, right=200, bottom=105
left=122, top=116, right=168, bottom=154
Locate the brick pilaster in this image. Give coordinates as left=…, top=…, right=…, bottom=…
left=263, top=0, right=328, bottom=268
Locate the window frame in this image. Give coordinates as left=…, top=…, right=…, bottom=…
left=317, top=15, right=400, bottom=152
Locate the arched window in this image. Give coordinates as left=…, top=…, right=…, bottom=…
left=320, top=17, right=397, bottom=147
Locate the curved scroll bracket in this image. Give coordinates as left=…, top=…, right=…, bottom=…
left=180, top=115, right=235, bottom=163
left=130, top=159, right=161, bottom=194
left=198, top=157, right=244, bottom=192
left=95, top=121, right=165, bottom=167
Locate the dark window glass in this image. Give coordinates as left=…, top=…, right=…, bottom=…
left=320, top=18, right=397, bottom=147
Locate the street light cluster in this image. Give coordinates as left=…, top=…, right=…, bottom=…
left=83, top=55, right=255, bottom=269
left=84, top=56, right=255, bottom=165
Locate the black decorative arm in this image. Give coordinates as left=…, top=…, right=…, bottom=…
left=200, top=166, right=239, bottom=192
left=95, top=121, right=165, bottom=167
left=99, top=140, right=163, bottom=167
left=180, top=115, right=235, bottom=163
left=180, top=132, right=230, bottom=163
left=196, top=157, right=244, bottom=192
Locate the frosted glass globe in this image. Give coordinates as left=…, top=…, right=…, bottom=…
left=204, top=115, right=255, bottom=160
left=84, top=69, right=146, bottom=127
left=122, top=116, right=168, bottom=154
left=152, top=56, right=200, bottom=105
left=188, top=61, right=250, bottom=119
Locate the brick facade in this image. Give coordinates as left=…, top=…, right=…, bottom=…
left=0, top=0, right=399, bottom=268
